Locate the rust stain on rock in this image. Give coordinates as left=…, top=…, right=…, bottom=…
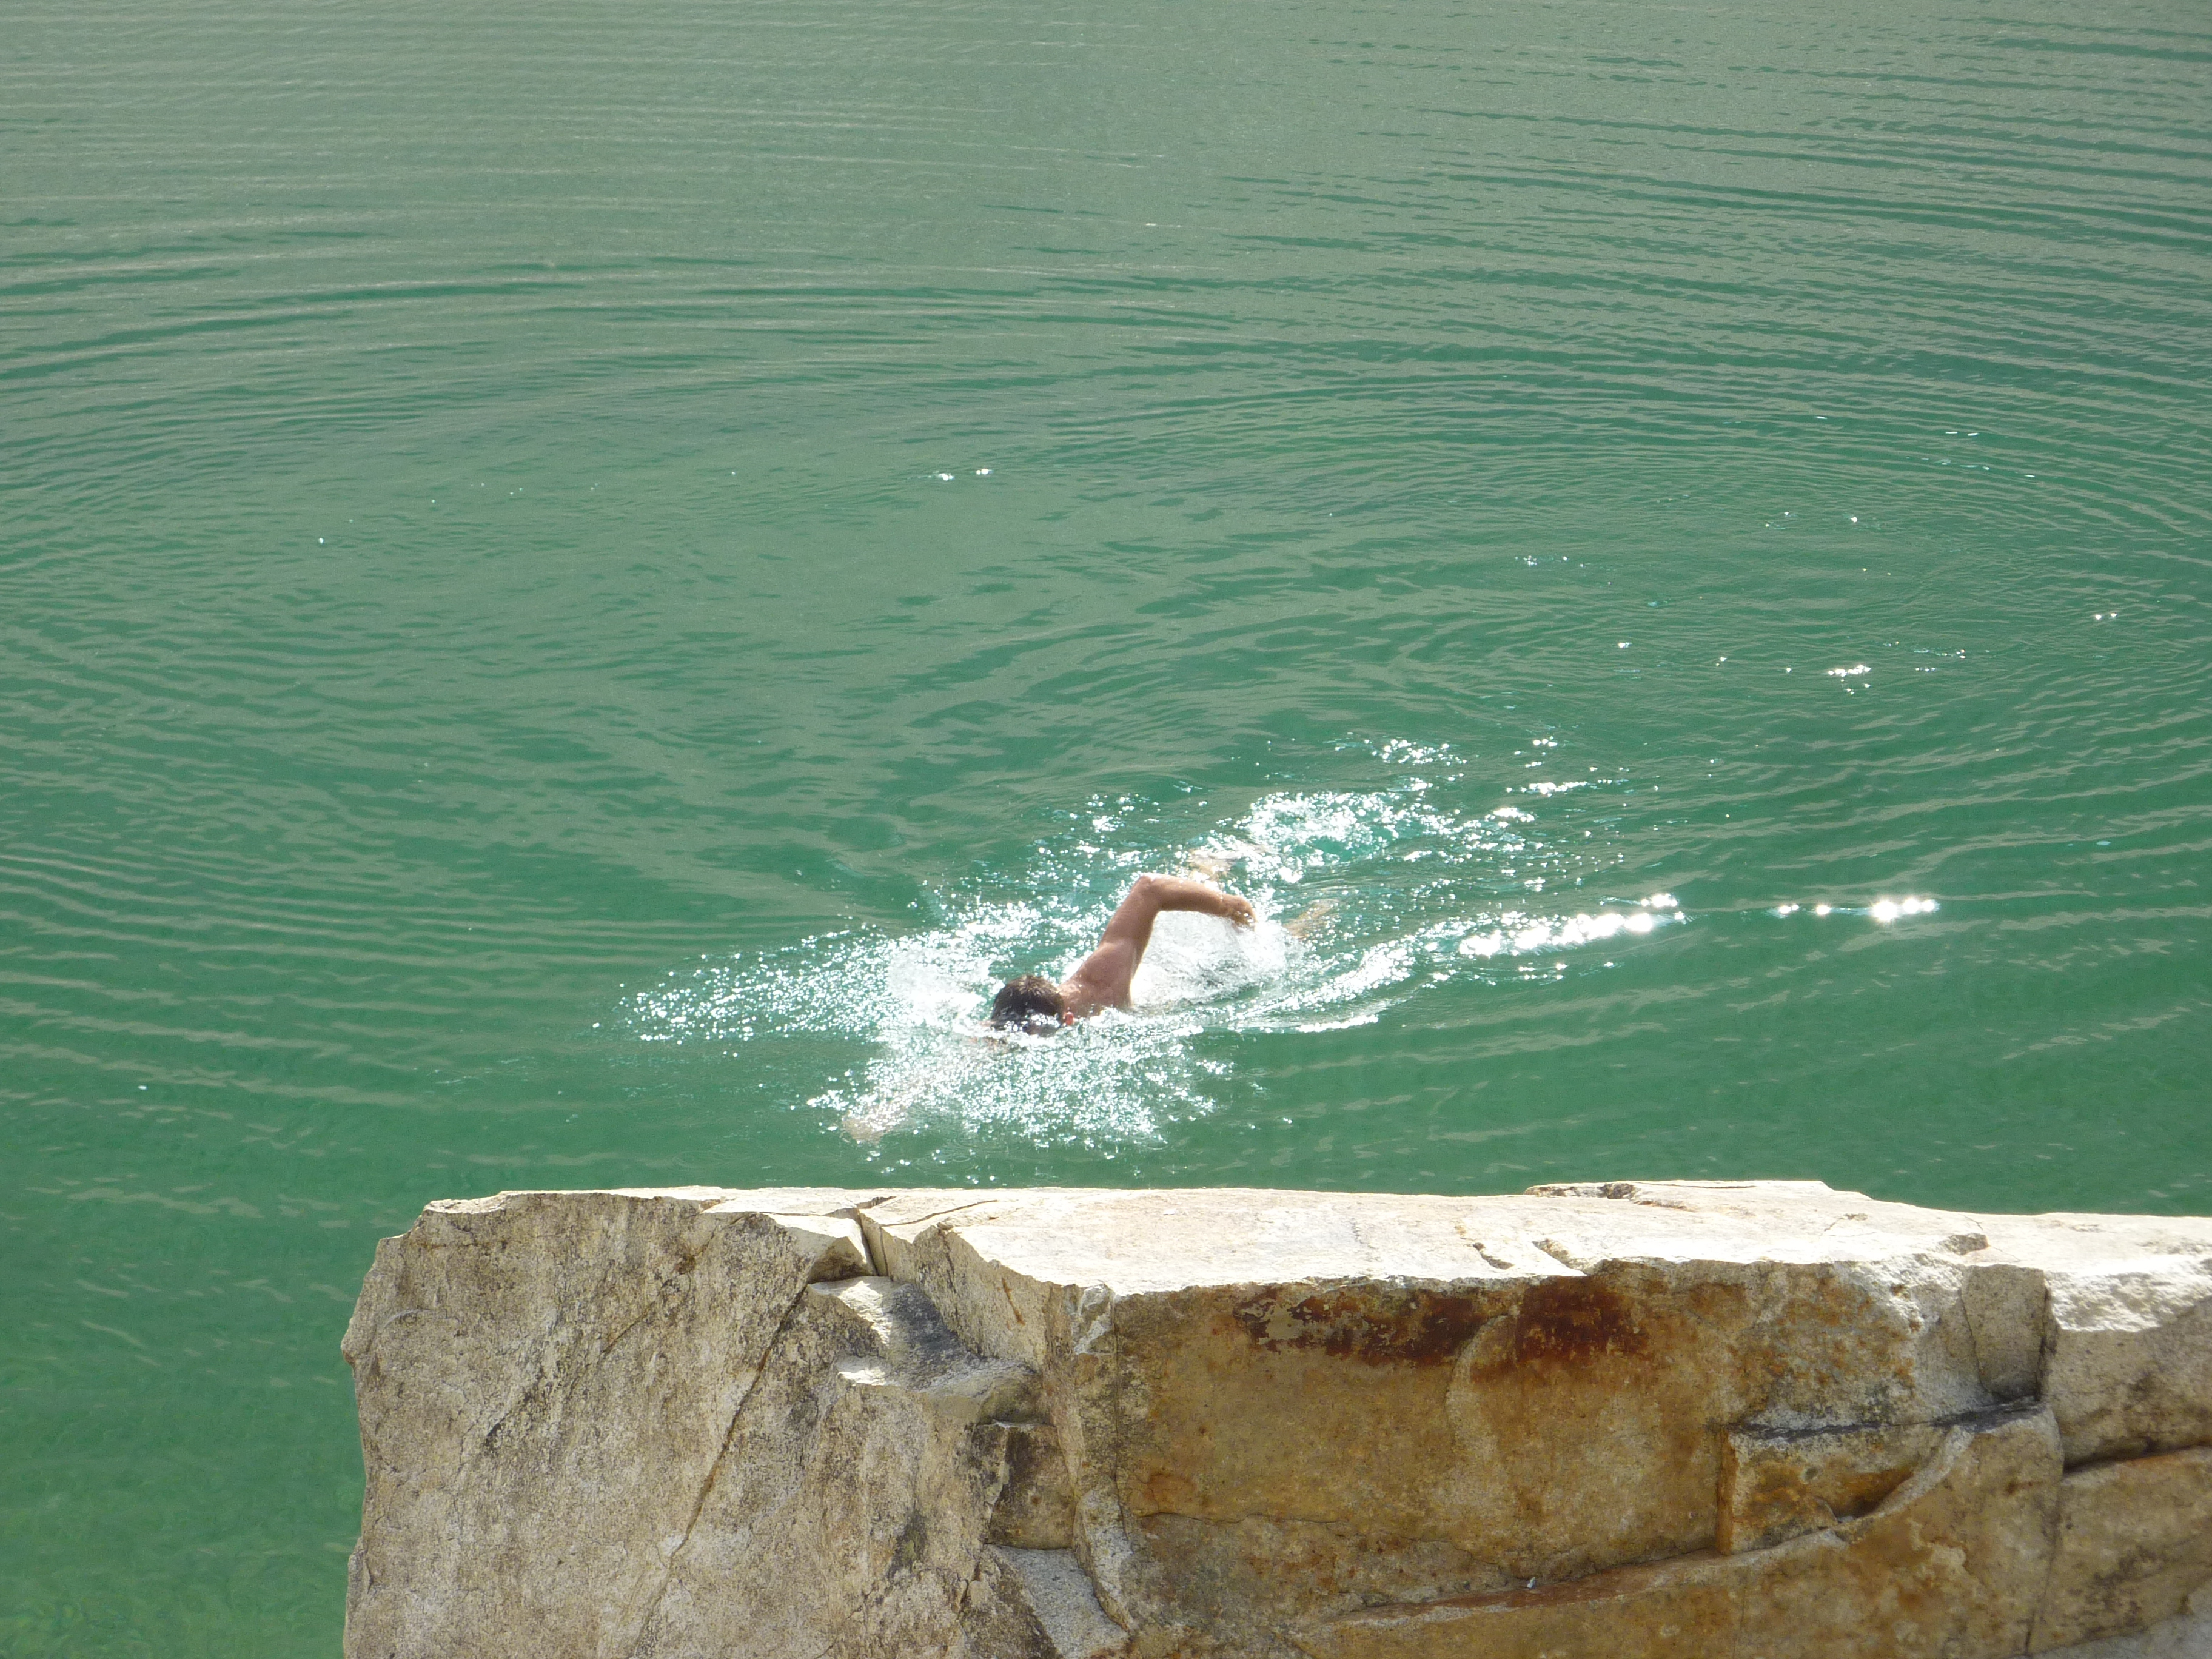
left=1230, top=1284, right=1497, bottom=1367
left=1506, top=1279, right=1647, bottom=1369
left=1141, top=1467, right=1202, bottom=1512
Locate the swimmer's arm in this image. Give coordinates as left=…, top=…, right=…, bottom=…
left=1062, top=876, right=1255, bottom=1013
left=1132, top=875, right=1256, bottom=928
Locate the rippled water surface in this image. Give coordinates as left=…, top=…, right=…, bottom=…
left=5, top=0, right=2210, bottom=1647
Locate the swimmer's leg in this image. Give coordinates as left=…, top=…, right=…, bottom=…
left=841, top=1107, right=893, bottom=1144
left=1182, top=837, right=1261, bottom=882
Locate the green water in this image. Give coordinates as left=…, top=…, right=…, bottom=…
left=5, top=0, right=2210, bottom=1647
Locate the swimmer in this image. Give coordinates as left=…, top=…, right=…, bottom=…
left=989, top=874, right=1256, bottom=1031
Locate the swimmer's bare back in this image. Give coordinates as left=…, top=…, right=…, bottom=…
left=1058, top=874, right=1256, bottom=1018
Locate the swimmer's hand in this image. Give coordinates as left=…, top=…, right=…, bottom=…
left=1223, top=894, right=1256, bottom=928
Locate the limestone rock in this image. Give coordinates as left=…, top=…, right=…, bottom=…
left=994, top=1547, right=1131, bottom=1659
left=1300, top=1403, right=2060, bottom=1659
left=344, top=1180, right=2212, bottom=1659
left=1717, top=1420, right=1942, bottom=1553
left=1973, top=1214, right=2212, bottom=1464
left=2037, top=1449, right=2212, bottom=1651
left=864, top=1182, right=2014, bottom=1630
left=633, top=1273, right=1064, bottom=1657
left=2043, top=1596, right=2212, bottom=1659
left=341, top=1187, right=873, bottom=1659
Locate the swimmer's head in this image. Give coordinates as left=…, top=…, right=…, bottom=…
left=990, top=974, right=1067, bottom=1033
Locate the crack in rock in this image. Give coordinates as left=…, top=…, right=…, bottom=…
left=620, top=1270, right=822, bottom=1659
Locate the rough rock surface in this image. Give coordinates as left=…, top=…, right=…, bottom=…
left=343, top=1180, right=2212, bottom=1658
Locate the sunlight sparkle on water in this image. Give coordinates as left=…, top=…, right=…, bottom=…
left=1775, top=898, right=1937, bottom=922
left=1868, top=897, right=1939, bottom=923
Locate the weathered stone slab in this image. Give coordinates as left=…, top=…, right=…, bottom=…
left=2042, top=1597, right=2212, bottom=1659
left=633, top=1273, right=1053, bottom=1657
left=1972, top=1214, right=2212, bottom=1464
left=2037, top=1448, right=2212, bottom=1651
left=341, top=1187, right=874, bottom=1658
left=1717, top=1420, right=1942, bottom=1553
left=993, top=1547, right=1131, bottom=1659
left=344, top=1180, right=2212, bottom=1659
left=865, top=1182, right=2013, bottom=1633
left=1299, top=1404, right=2059, bottom=1658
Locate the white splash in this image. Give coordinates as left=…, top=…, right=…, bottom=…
left=632, top=754, right=1688, bottom=1144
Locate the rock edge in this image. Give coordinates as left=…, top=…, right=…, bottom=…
left=343, top=1181, right=2212, bottom=1658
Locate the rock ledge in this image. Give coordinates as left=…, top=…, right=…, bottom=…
left=343, top=1181, right=2212, bottom=1658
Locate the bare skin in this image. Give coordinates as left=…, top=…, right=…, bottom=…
left=1057, top=874, right=1256, bottom=1018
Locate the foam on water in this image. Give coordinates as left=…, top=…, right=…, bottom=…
left=632, top=746, right=1686, bottom=1144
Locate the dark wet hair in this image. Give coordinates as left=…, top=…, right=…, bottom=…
left=990, top=974, right=1065, bottom=1031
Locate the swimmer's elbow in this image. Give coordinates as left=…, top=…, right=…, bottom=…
left=1117, top=873, right=1167, bottom=913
